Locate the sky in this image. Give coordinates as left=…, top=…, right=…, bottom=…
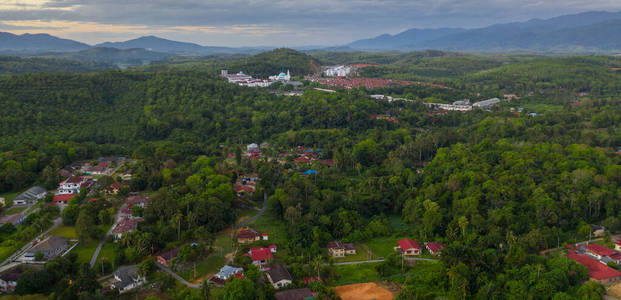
left=1, top=0, right=621, bottom=47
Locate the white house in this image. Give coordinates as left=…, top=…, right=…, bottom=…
left=111, top=265, right=146, bottom=293
left=57, top=176, right=87, bottom=195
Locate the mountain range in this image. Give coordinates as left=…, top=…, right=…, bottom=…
left=347, top=11, right=621, bottom=52
left=2, top=11, right=621, bottom=55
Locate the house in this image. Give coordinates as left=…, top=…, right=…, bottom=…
left=105, top=183, right=123, bottom=195
left=586, top=244, right=616, bottom=260
left=24, top=236, right=68, bottom=261
left=268, top=244, right=277, bottom=253
left=425, top=242, right=446, bottom=255
left=249, top=247, right=273, bottom=269
left=112, top=218, right=138, bottom=241
left=0, top=267, right=23, bottom=293
left=615, top=241, right=621, bottom=252
left=156, top=247, right=180, bottom=266
left=111, top=265, right=146, bottom=293
left=275, top=288, right=314, bottom=300
left=52, top=194, right=75, bottom=205
left=395, top=238, right=421, bottom=256
left=215, top=265, right=243, bottom=280
left=472, top=98, right=501, bottom=109
left=13, top=186, right=47, bottom=205
left=237, top=228, right=262, bottom=244
left=590, top=224, right=606, bottom=237
left=566, top=251, right=621, bottom=284
left=126, top=195, right=148, bottom=208
left=266, top=263, right=293, bottom=289
left=0, top=214, right=25, bottom=226
left=247, top=143, right=260, bottom=153
left=327, top=241, right=356, bottom=258
left=57, top=176, right=88, bottom=195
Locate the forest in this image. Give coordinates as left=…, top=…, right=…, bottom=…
left=0, top=49, right=619, bottom=299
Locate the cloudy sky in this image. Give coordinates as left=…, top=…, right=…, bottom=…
left=1, top=0, right=620, bottom=46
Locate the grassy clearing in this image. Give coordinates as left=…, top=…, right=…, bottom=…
left=0, top=246, right=16, bottom=262
left=0, top=191, right=19, bottom=204
left=49, top=226, right=78, bottom=239
left=71, top=240, right=99, bottom=264
left=94, top=242, right=116, bottom=266
left=333, top=244, right=378, bottom=262
left=250, top=213, right=288, bottom=246
left=181, top=254, right=226, bottom=281
left=366, top=236, right=408, bottom=258
left=332, top=263, right=381, bottom=286
left=3, top=206, right=27, bottom=215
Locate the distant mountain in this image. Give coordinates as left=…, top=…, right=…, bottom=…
left=348, top=28, right=466, bottom=50
left=95, top=36, right=261, bottom=55
left=347, top=11, right=621, bottom=53
left=37, top=47, right=172, bottom=68
left=0, top=32, right=90, bottom=52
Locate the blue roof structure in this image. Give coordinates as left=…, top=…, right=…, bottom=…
left=304, top=170, right=318, bottom=175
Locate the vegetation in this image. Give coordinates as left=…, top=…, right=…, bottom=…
left=0, top=49, right=618, bottom=299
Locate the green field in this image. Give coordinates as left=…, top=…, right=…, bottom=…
left=250, top=213, right=288, bottom=246
left=0, top=191, right=19, bottom=207
left=0, top=246, right=16, bottom=262
left=333, top=243, right=378, bottom=262
left=48, top=226, right=78, bottom=239
left=71, top=241, right=99, bottom=264
left=181, top=254, right=227, bottom=281
left=3, top=206, right=27, bottom=215
left=332, top=263, right=381, bottom=286
left=365, top=236, right=409, bottom=258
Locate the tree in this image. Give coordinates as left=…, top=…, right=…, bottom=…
left=76, top=209, right=96, bottom=242
left=218, top=278, right=256, bottom=300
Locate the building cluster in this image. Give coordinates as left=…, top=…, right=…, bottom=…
left=113, top=195, right=148, bottom=241
left=221, top=70, right=300, bottom=88
left=565, top=241, right=621, bottom=284
left=110, top=265, right=146, bottom=294
left=322, top=64, right=379, bottom=77
left=59, top=157, right=125, bottom=178
left=311, top=77, right=448, bottom=90
left=394, top=238, right=446, bottom=256
left=23, top=235, right=69, bottom=262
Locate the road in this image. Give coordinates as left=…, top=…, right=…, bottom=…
left=235, top=192, right=267, bottom=229
left=156, top=262, right=200, bottom=288
left=0, top=215, right=63, bottom=267
left=90, top=204, right=125, bottom=267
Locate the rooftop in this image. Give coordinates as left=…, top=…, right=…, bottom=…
left=398, top=238, right=420, bottom=250
left=586, top=243, right=616, bottom=257
left=266, top=263, right=292, bottom=283
left=566, top=252, right=621, bottom=280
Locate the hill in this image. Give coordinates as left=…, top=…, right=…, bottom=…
left=347, top=11, right=621, bottom=53
left=0, top=56, right=113, bottom=74
left=200, top=48, right=322, bottom=78
left=37, top=47, right=172, bottom=68
left=0, top=32, right=90, bottom=52
left=96, top=35, right=263, bottom=55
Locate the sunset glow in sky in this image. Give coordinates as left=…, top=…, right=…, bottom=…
left=2, top=0, right=621, bottom=46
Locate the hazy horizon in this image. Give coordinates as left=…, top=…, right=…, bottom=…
left=2, top=1, right=621, bottom=47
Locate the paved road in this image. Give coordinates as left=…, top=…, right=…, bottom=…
left=235, top=192, right=267, bottom=229
left=156, top=263, right=200, bottom=288
left=0, top=216, right=62, bottom=267
left=90, top=204, right=125, bottom=267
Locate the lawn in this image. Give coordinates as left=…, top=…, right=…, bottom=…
left=250, top=213, right=288, bottom=246
left=3, top=206, right=27, bottom=215
left=49, top=226, right=78, bottom=239
left=332, top=263, right=381, bottom=286
left=181, top=254, right=227, bottom=281
left=333, top=243, right=378, bottom=262
left=0, top=191, right=19, bottom=205
left=71, top=240, right=99, bottom=264
left=0, top=246, right=16, bottom=262
left=366, top=236, right=408, bottom=258
left=94, top=242, right=117, bottom=267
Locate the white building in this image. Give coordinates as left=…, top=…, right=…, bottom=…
left=269, top=70, right=291, bottom=81
left=57, top=176, right=88, bottom=195
left=472, top=98, right=501, bottom=109
left=111, top=265, right=146, bottom=293
left=221, top=70, right=253, bottom=83
left=324, top=65, right=352, bottom=77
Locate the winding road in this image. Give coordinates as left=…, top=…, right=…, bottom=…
left=235, top=192, right=267, bottom=229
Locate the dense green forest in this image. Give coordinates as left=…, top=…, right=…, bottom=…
left=0, top=56, right=113, bottom=74
left=0, top=50, right=619, bottom=299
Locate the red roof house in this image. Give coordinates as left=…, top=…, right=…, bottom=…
left=566, top=252, right=621, bottom=284
left=112, top=217, right=138, bottom=240
left=586, top=244, right=616, bottom=259
left=425, top=242, right=446, bottom=255
left=395, top=238, right=421, bottom=256
left=52, top=194, right=75, bottom=205
left=156, top=247, right=180, bottom=266
left=249, top=247, right=273, bottom=268
left=237, top=228, right=261, bottom=244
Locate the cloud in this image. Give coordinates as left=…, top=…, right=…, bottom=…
left=1, top=0, right=621, bottom=46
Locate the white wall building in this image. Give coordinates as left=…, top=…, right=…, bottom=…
left=269, top=70, right=291, bottom=81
